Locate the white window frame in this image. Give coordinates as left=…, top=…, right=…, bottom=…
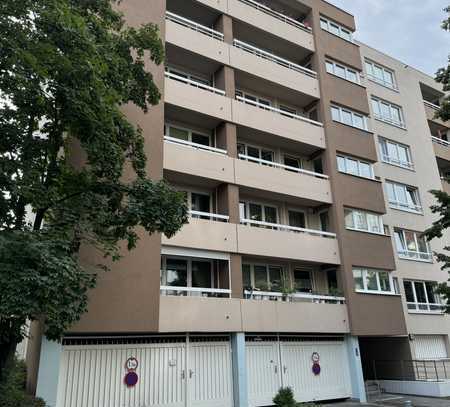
left=385, top=181, right=422, bottom=213
left=365, top=59, right=397, bottom=90
left=337, top=155, right=375, bottom=179
left=242, top=263, right=284, bottom=292
left=240, top=201, right=279, bottom=225
left=287, top=207, right=308, bottom=229
left=371, top=97, right=405, bottom=128
left=319, top=16, right=353, bottom=42
left=394, top=229, right=432, bottom=262
left=331, top=104, right=369, bottom=131
left=165, top=123, right=212, bottom=147
left=344, top=208, right=385, bottom=235
left=378, top=137, right=414, bottom=170
left=235, top=89, right=272, bottom=107
left=353, top=267, right=396, bottom=295
left=161, top=255, right=215, bottom=289
left=403, top=280, right=443, bottom=313
left=326, top=59, right=361, bottom=85
left=237, top=142, right=275, bottom=163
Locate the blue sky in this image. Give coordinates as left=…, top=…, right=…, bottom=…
left=327, top=0, right=449, bottom=76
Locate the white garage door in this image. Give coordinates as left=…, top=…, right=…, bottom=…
left=56, top=337, right=232, bottom=407
left=414, top=335, right=448, bottom=360
left=246, top=336, right=352, bottom=407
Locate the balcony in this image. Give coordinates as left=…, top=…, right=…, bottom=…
left=237, top=219, right=340, bottom=264
left=407, top=302, right=446, bottom=315
left=164, top=71, right=232, bottom=121
left=398, top=249, right=433, bottom=263
left=232, top=96, right=325, bottom=149
left=228, top=0, right=314, bottom=50
left=244, top=290, right=345, bottom=304
left=432, top=136, right=450, bottom=163
left=235, top=155, right=331, bottom=204
left=424, top=100, right=449, bottom=129
left=230, top=39, right=319, bottom=98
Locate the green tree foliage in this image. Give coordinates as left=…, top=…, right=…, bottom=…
left=273, top=387, right=297, bottom=407
left=0, top=0, right=188, bottom=375
left=424, top=5, right=450, bottom=308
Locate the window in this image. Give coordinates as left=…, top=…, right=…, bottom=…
left=240, top=201, right=278, bottom=226
left=403, top=280, right=443, bottom=313
left=243, top=264, right=283, bottom=292
left=165, top=124, right=211, bottom=146
left=394, top=229, right=432, bottom=262
left=284, top=155, right=303, bottom=171
left=371, top=97, right=405, bottom=128
left=365, top=59, right=397, bottom=90
left=279, top=105, right=298, bottom=117
left=331, top=105, right=369, bottom=131
left=345, top=208, right=384, bottom=234
left=236, top=90, right=271, bottom=108
left=353, top=268, right=394, bottom=294
left=386, top=181, right=422, bottom=213
left=293, top=269, right=313, bottom=293
left=379, top=138, right=413, bottom=169
left=337, top=155, right=374, bottom=179
left=165, top=66, right=211, bottom=86
left=161, top=257, right=213, bottom=290
left=288, top=210, right=306, bottom=229
left=320, top=16, right=353, bottom=42
left=319, top=211, right=330, bottom=232
left=326, top=59, right=361, bottom=84
left=237, top=142, right=275, bottom=164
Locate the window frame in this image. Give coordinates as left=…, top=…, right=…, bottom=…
left=353, top=267, right=396, bottom=295
left=403, top=280, right=443, bottom=313
left=237, top=142, right=275, bottom=164
left=394, top=229, right=433, bottom=262
left=386, top=181, right=422, bottom=213
left=165, top=66, right=211, bottom=86
left=365, top=59, right=397, bottom=90
left=344, top=208, right=385, bottom=235
left=371, top=97, right=405, bottom=128
left=165, top=123, right=212, bottom=147
left=331, top=104, right=369, bottom=131
left=325, top=59, right=361, bottom=85
left=242, top=263, right=285, bottom=292
left=337, top=154, right=375, bottom=179
left=235, top=89, right=272, bottom=108
left=378, top=137, right=414, bottom=170
left=319, top=16, right=354, bottom=42
left=239, top=200, right=279, bottom=225
left=161, top=256, right=215, bottom=289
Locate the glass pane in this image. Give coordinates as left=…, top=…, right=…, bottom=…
left=394, top=231, right=406, bottom=251
left=384, top=70, right=394, bottom=85
left=355, top=211, right=368, bottom=230
left=367, top=214, right=382, bottom=234
left=347, top=70, right=357, bottom=82
left=378, top=272, right=391, bottom=292
left=344, top=209, right=355, bottom=228
left=417, top=235, right=428, bottom=253
left=342, top=110, right=353, bottom=125
left=398, top=146, right=409, bottom=163
left=326, top=61, right=334, bottom=74
left=331, top=106, right=341, bottom=121
left=372, top=99, right=381, bottom=116
left=247, top=146, right=260, bottom=159
left=365, top=62, right=373, bottom=76
left=404, top=281, right=415, bottom=302
left=191, top=193, right=210, bottom=213
left=359, top=162, right=372, bottom=178
left=353, top=269, right=364, bottom=290
left=320, top=212, right=329, bottom=232
left=249, top=203, right=262, bottom=222
left=320, top=19, right=328, bottom=30
left=192, top=133, right=210, bottom=146
left=254, top=266, right=268, bottom=291
left=353, top=114, right=364, bottom=129
left=366, top=270, right=378, bottom=291
left=337, top=156, right=346, bottom=172
left=166, top=259, right=188, bottom=287
left=284, top=156, right=301, bottom=169
left=405, top=231, right=417, bottom=251
left=330, top=23, right=340, bottom=35
left=335, top=64, right=346, bottom=78
left=395, top=184, right=408, bottom=205
left=414, top=282, right=427, bottom=303
left=381, top=102, right=391, bottom=119
left=237, top=143, right=246, bottom=156
left=294, top=270, right=312, bottom=293
left=406, top=188, right=419, bottom=206
left=387, top=142, right=399, bottom=160
left=386, top=183, right=396, bottom=202
left=341, top=29, right=352, bottom=41
left=261, top=149, right=274, bottom=163
left=269, top=267, right=282, bottom=292
left=288, top=211, right=306, bottom=229
left=374, top=65, right=384, bottom=81
left=425, top=282, right=437, bottom=304
left=391, top=106, right=401, bottom=123
left=264, top=206, right=277, bottom=224
left=242, top=264, right=251, bottom=288
left=313, top=158, right=323, bottom=174
left=170, top=127, right=189, bottom=140
left=192, top=261, right=212, bottom=288
left=346, top=158, right=359, bottom=175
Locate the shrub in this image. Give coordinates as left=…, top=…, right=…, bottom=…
left=0, top=357, right=46, bottom=407
left=273, top=387, right=297, bottom=407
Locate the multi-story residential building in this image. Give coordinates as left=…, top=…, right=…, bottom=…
left=24, top=0, right=449, bottom=406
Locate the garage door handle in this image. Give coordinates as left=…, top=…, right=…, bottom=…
left=189, top=369, right=194, bottom=378
left=181, top=370, right=185, bottom=380
left=283, top=366, right=287, bottom=374
left=274, top=365, right=278, bottom=374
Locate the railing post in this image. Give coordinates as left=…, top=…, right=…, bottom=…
left=424, top=361, right=428, bottom=380
left=443, top=360, right=447, bottom=379
left=434, top=360, right=439, bottom=381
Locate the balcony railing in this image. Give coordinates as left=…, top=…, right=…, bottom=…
left=388, top=200, right=423, bottom=214
left=166, top=11, right=224, bottom=41
left=161, top=286, right=231, bottom=298
left=432, top=136, right=450, bottom=148
left=424, top=100, right=441, bottom=110
left=244, top=290, right=345, bottom=304
left=164, top=135, right=228, bottom=155
left=237, top=0, right=311, bottom=33
left=407, top=302, right=446, bottom=314
left=165, top=71, right=226, bottom=96
left=398, top=250, right=433, bottom=262
left=374, top=113, right=406, bottom=129
left=238, top=154, right=328, bottom=179
left=381, top=153, right=414, bottom=170
left=190, top=210, right=230, bottom=222
left=235, top=95, right=323, bottom=127
left=233, top=39, right=317, bottom=78
left=240, top=218, right=336, bottom=238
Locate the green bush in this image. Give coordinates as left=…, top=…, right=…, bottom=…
left=273, top=387, right=297, bottom=407
left=0, top=357, right=46, bottom=407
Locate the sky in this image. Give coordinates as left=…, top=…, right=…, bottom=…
left=326, top=0, right=449, bottom=76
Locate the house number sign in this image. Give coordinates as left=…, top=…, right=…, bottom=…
left=124, top=357, right=139, bottom=387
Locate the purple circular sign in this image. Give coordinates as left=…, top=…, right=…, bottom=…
left=124, top=371, right=139, bottom=387
left=312, top=363, right=321, bottom=376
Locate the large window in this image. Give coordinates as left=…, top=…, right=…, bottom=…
left=394, top=229, right=432, bottom=262
left=165, top=66, right=211, bottom=86
left=293, top=268, right=313, bottom=293
left=379, top=137, right=414, bottom=169
left=331, top=105, right=369, bottom=131
left=337, top=155, right=374, bottom=179
left=345, top=208, right=384, bottom=234
left=320, top=16, right=353, bottom=42
left=371, top=97, right=405, bottom=128
left=386, top=181, right=422, bottom=213
left=242, top=264, right=283, bottom=292
left=326, top=59, right=360, bottom=84
left=403, top=280, right=443, bottom=313
left=165, top=123, right=211, bottom=147
left=237, top=142, right=275, bottom=164
left=235, top=89, right=271, bottom=108
left=161, top=257, right=213, bottom=289
left=353, top=268, right=394, bottom=294
left=240, top=201, right=278, bottom=225
left=365, top=59, right=397, bottom=90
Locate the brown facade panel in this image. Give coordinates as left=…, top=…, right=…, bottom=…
left=329, top=124, right=378, bottom=161
left=433, top=142, right=450, bottom=163
left=323, top=76, right=370, bottom=115
left=316, top=33, right=362, bottom=70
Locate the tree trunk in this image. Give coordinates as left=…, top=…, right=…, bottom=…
left=0, top=319, right=22, bottom=382
left=0, top=338, right=18, bottom=382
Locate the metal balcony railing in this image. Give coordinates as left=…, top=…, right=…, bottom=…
left=237, top=0, right=312, bottom=33
left=160, top=286, right=231, bottom=298
left=164, top=135, right=228, bottom=155
left=432, top=136, right=450, bottom=147
left=233, top=39, right=317, bottom=78
left=165, top=71, right=226, bottom=96
left=388, top=200, right=423, bottom=214
left=190, top=210, right=229, bottom=222
left=244, top=290, right=345, bottom=304
left=398, top=250, right=433, bottom=262
left=166, top=11, right=224, bottom=41
left=407, top=302, right=446, bottom=314
left=372, top=359, right=450, bottom=382
left=424, top=100, right=441, bottom=110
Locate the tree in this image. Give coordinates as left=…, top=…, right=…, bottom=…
left=424, top=5, right=450, bottom=309
left=0, top=0, right=188, bottom=379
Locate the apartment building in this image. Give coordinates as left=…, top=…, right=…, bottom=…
left=27, top=0, right=450, bottom=406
